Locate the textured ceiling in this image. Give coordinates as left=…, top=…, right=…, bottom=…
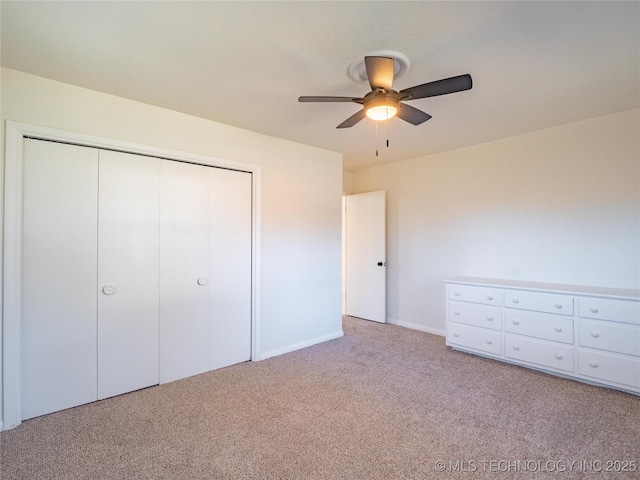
left=2, top=1, right=639, bottom=171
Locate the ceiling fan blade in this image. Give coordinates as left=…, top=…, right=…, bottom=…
left=397, top=103, right=432, bottom=125
left=337, top=109, right=366, bottom=129
left=365, top=56, right=394, bottom=91
left=299, top=96, right=363, bottom=103
left=400, top=74, right=472, bottom=100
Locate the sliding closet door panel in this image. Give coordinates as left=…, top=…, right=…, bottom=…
left=159, top=160, right=210, bottom=384
left=209, top=169, right=252, bottom=370
left=22, top=139, right=99, bottom=420
left=97, top=150, right=160, bottom=399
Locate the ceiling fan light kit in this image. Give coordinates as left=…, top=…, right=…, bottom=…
left=364, top=93, right=400, bottom=121
left=299, top=55, right=472, bottom=129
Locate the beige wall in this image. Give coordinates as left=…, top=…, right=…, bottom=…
left=1, top=68, right=344, bottom=416
left=351, top=109, right=640, bottom=334
left=342, top=171, right=353, bottom=194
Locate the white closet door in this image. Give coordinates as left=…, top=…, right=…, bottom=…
left=22, top=139, right=99, bottom=420
left=159, top=160, right=211, bottom=383
left=97, top=150, right=160, bottom=399
left=209, top=168, right=252, bottom=370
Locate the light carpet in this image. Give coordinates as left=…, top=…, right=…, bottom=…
left=1, top=316, right=638, bottom=479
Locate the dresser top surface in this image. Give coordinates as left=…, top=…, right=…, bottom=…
left=444, top=276, right=640, bottom=300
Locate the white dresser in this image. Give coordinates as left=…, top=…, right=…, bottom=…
left=444, top=277, right=640, bottom=395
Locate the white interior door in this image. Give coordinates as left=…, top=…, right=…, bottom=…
left=209, top=168, right=252, bottom=370
left=345, top=191, right=386, bottom=323
left=97, top=150, right=160, bottom=399
left=20, top=138, right=253, bottom=419
left=159, top=160, right=211, bottom=383
left=22, top=139, right=99, bottom=420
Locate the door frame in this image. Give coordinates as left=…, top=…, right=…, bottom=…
left=1, top=121, right=262, bottom=430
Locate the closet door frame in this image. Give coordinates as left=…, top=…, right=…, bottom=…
left=1, top=121, right=262, bottom=431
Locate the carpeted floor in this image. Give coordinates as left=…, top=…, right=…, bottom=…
left=1, top=316, right=638, bottom=479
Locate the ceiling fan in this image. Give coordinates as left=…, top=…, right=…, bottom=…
left=299, top=56, right=472, bottom=129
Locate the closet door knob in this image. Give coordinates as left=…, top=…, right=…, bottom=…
left=554, top=304, right=563, bottom=309
left=555, top=354, right=563, bottom=360
left=512, top=320, right=520, bottom=325
left=197, top=277, right=208, bottom=286
left=453, top=333, right=460, bottom=338
left=487, top=296, right=494, bottom=301
left=485, top=340, right=493, bottom=345
left=554, top=327, right=563, bottom=332
left=487, top=317, right=494, bottom=322
left=454, top=291, right=461, bottom=296
left=512, top=345, right=520, bottom=351
left=453, top=311, right=460, bottom=316
left=102, top=284, right=116, bottom=295
left=590, top=307, right=599, bottom=313
left=589, top=362, right=598, bottom=368
left=512, top=299, right=520, bottom=304
left=590, top=332, right=600, bottom=338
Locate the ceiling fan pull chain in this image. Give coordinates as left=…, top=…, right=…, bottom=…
left=375, top=122, right=379, bottom=157
left=386, top=122, right=389, bottom=148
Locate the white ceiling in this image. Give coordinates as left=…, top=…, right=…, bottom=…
left=2, top=1, right=639, bottom=171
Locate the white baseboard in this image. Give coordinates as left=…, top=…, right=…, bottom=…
left=258, top=330, right=344, bottom=361
left=387, top=318, right=445, bottom=337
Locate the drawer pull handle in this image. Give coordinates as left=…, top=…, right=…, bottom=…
left=512, top=299, right=520, bottom=304
left=512, top=345, right=520, bottom=351
left=554, top=303, right=563, bottom=309
left=454, top=311, right=460, bottom=316
left=485, top=340, right=493, bottom=345
left=590, top=307, right=599, bottom=313
left=486, top=317, right=494, bottom=321
left=487, top=296, right=494, bottom=301
left=589, top=362, right=598, bottom=368
left=512, top=320, right=520, bottom=325
left=554, top=327, right=563, bottom=332
left=454, top=291, right=461, bottom=296
left=555, top=354, right=563, bottom=360
left=453, top=333, right=460, bottom=338
left=590, top=332, right=600, bottom=338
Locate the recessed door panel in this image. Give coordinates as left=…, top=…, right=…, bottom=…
left=22, top=139, right=99, bottom=419
left=209, top=169, right=252, bottom=370
left=97, top=150, right=160, bottom=399
left=159, top=160, right=211, bottom=383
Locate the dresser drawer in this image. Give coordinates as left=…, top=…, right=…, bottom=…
left=578, top=298, right=640, bottom=325
left=447, top=323, right=501, bottom=356
left=504, top=290, right=573, bottom=316
left=579, top=319, right=640, bottom=357
left=448, top=284, right=502, bottom=306
left=578, top=349, right=640, bottom=389
left=448, top=301, right=502, bottom=331
left=505, top=310, right=573, bottom=344
left=504, top=334, right=574, bottom=372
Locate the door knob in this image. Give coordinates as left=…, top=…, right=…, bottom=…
left=377, top=261, right=386, bottom=266
left=197, top=277, right=208, bottom=286
left=102, top=284, right=116, bottom=295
